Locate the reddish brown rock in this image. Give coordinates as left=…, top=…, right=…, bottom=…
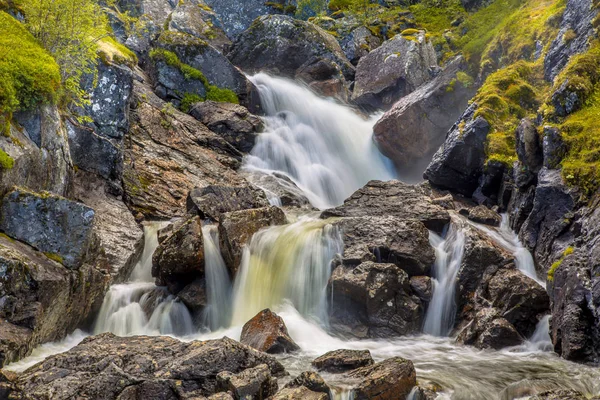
left=349, top=357, right=417, bottom=400
left=240, top=309, right=300, bottom=354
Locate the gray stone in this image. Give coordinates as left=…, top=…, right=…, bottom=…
left=311, top=350, right=374, bottom=373
left=515, top=118, right=543, bottom=188
left=217, top=364, right=279, bottom=399
left=542, top=126, right=567, bottom=169
left=348, top=357, right=417, bottom=400
left=340, top=26, right=382, bottom=65
left=187, top=185, right=270, bottom=221
left=203, top=0, right=288, bottom=38
left=168, top=0, right=230, bottom=51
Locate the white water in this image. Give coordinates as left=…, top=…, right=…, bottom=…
left=201, top=224, right=232, bottom=330
left=423, top=223, right=466, bottom=336
left=244, top=73, right=396, bottom=209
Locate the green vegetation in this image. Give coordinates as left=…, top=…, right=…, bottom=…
left=98, top=36, right=138, bottom=67
left=548, top=246, right=574, bottom=281
left=206, top=85, right=239, bottom=103
left=44, top=252, right=64, bottom=264
left=180, top=93, right=203, bottom=113
left=0, top=148, right=15, bottom=170
left=0, top=12, right=61, bottom=115
left=296, top=0, right=327, bottom=19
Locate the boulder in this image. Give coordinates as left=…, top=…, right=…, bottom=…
left=228, top=15, right=354, bottom=82
left=271, top=387, right=328, bottom=400
left=0, top=235, right=107, bottom=366
left=544, top=0, right=598, bottom=81
left=0, top=188, right=95, bottom=269
left=187, top=185, right=270, bottom=221
left=514, top=118, right=543, bottom=188
left=284, top=371, right=329, bottom=394
left=351, top=31, right=437, bottom=110
left=311, top=349, right=374, bottom=373
left=424, top=104, right=491, bottom=197
left=123, top=81, right=246, bottom=219
left=409, top=276, right=433, bottom=303
left=542, top=126, right=567, bottom=169
left=203, top=0, right=288, bottom=38
left=167, top=0, right=230, bottom=51
left=329, top=262, right=424, bottom=338
left=294, top=58, right=349, bottom=101
left=8, top=334, right=286, bottom=399
left=372, top=56, right=475, bottom=170
left=348, top=357, right=417, bottom=400
left=152, top=216, right=203, bottom=289
left=189, top=101, right=263, bottom=153
left=243, top=171, right=311, bottom=208
left=460, top=205, right=501, bottom=227
left=219, top=206, right=286, bottom=276
left=240, top=309, right=300, bottom=354
left=321, top=180, right=450, bottom=233
left=457, top=308, right=524, bottom=350
left=340, top=26, right=382, bottom=65
left=176, top=278, right=207, bottom=312
left=216, top=364, right=279, bottom=399
left=332, top=216, right=435, bottom=276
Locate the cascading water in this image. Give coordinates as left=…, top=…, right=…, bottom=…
left=201, top=224, right=232, bottom=330
left=423, top=223, right=466, bottom=336
left=243, top=73, right=396, bottom=209
left=230, top=217, right=342, bottom=325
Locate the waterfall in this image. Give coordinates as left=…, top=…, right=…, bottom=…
left=93, top=222, right=194, bottom=337
left=243, top=73, right=396, bottom=210
left=201, top=224, right=232, bottom=330
left=527, top=315, right=553, bottom=351
left=423, top=224, right=466, bottom=337
left=230, top=217, right=342, bottom=325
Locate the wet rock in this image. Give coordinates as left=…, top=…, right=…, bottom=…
left=217, top=364, right=279, bottom=399
left=284, top=371, right=330, bottom=393
left=542, top=126, right=567, bottom=169
left=461, top=205, right=501, bottom=227
left=340, top=26, right=382, bottom=65
left=187, top=185, right=270, bottom=221
left=272, top=386, right=328, bottom=400
left=228, top=15, right=354, bottom=82
left=458, top=308, right=524, bottom=350
left=176, top=278, right=207, bottom=312
left=424, top=104, right=490, bottom=197
left=189, top=101, right=263, bottom=153
left=295, top=58, right=349, bottom=101
left=332, top=216, right=435, bottom=276
left=321, top=180, right=450, bottom=233
left=311, top=349, right=374, bottom=373
left=152, top=216, right=203, bottom=289
left=373, top=56, right=474, bottom=169
left=240, top=309, right=300, bottom=354
left=410, top=276, right=433, bottom=303
left=243, top=171, right=311, bottom=208
left=0, top=188, right=95, bottom=269
left=544, top=0, right=598, bottom=81
left=123, top=81, right=246, bottom=219
left=352, top=31, right=437, bottom=110
left=219, top=206, right=286, bottom=276
left=348, top=357, right=417, bottom=400
left=9, top=333, right=286, bottom=399
left=329, top=262, right=424, bottom=338
left=0, top=236, right=107, bottom=366
left=531, top=389, right=589, bottom=400
left=507, top=184, right=536, bottom=233
left=515, top=118, right=543, bottom=188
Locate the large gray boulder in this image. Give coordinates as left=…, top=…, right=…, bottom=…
left=424, top=104, right=491, bottom=197
left=7, top=333, right=286, bottom=399
left=203, top=0, right=288, bottom=38
left=228, top=15, right=354, bottom=82
left=0, top=188, right=95, bottom=269
left=373, top=56, right=475, bottom=170
left=351, top=31, right=437, bottom=110
left=321, top=180, right=450, bottom=233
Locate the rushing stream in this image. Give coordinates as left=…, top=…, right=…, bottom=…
left=7, top=75, right=600, bottom=399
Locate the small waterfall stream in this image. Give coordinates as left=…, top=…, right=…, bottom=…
left=201, top=224, right=232, bottom=330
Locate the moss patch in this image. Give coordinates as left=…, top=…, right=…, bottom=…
left=547, top=246, right=574, bottom=281
left=0, top=148, right=14, bottom=170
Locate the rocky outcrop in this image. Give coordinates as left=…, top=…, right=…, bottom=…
left=240, top=309, right=300, bottom=353
left=187, top=185, right=270, bottom=221
left=219, top=206, right=286, bottom=276
left=217, top=364, right=279, bottom=399
left=0, top=188, right=95, bottom=269
left=351, top=31, right=437, bottom=110
left=0, top=235, right=107, bottom=366
left=514, top=118, right=543, bottom=188
left=272, top=386, right=328, bottom=400
left=284, top=371, right=329, bottom=394
left=311, top=349, right=374, bottom=373
left=321, top=180, right=450, bottom=233
left=123, top=81, right=246, bottom=219
left=348, top=357, right=417, bottom=400
left=332, top=216, right=435, bottom=276
left=189, top=101, right=263, bottom=153
left=544, top=0, right=598, bottom=81
left=228, top=15, right=354, bottom=82
left=460, top=205, right=501, bottom=226
left=167, top=0, right=230, bottom=51
left=373, top=56, right=475, bottom=170
left=329, top=262, right=425, bottom=338
left=203, top=0, right=288, bottom=38
left=243, top=171, right=311, bottom=208
left=424, top=104, right=491, bottom=196
left=340, top=26, right=382, bottom=65
left=7, top=333, right=286, bottom=399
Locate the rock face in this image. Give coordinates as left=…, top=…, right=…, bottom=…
left=311, top=349, right=374, bottom=373
left=0, top=235, right=106, bottom=366
left=228, top=15, right=354, bottom=82
left=240, top=309, right=300, bottom=353
left=373, top=56, right=475, bottom=170
left=217, top=364, right=279, bottom=399
left=187, top=185, right=270, bottom=221
left=544, top=0, right=598, bottom=81
left=329, top=262, right=425, bottom=338
left=461, top=205, right=501, bottom=227
left=219, top=206, right=286, bottom=276
left=189, top=101, right=263, bottom=153
left=514, top=118, right=543, bottom=188
left=351, top=31, right=437, bottom=110
left=348, top=357, right=417, bottom=400
left=167, top=0, right=230, bottom=51
left=332, top=216, right=435, bottom=276
left=8, top=333, right=286, bottom=399
left=0, top=188, right=95, bottom=269
left=203, top=0, right=285, bottom=38
left=340, top=26, right=382, bottom=65
left=321, top=180, right=450, bottom=233
left=244, top=171, right=311, bottom=208
left=424, top=104, right=491, bottom=196
left=123, top=81, right=246, bottom=219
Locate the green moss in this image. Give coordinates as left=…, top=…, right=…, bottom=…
left=547, top=246, right=574, bottom=281
left=0, top=148, right=14, bottom=170
left=44, top=252, right=64, bottom=264
left=206, top=85, right=239, bottom=104
left=0, top=12, right=60, bottom=115
left=149, top=48, right=208, bottom=85
left=456, top=71, right=474, bottom=88
left=400, top=28, right=420, bottom=36
left=180, top=93, right=203, bottom=112
left=98, top=36, right=138, bottom=67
